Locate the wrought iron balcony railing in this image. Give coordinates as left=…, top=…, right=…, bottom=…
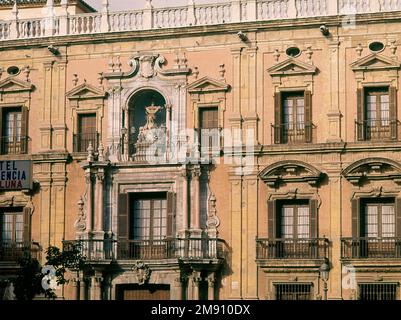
left=341, top=237, right=401, bottom=259
left=271, top=122, right=314, bottom=144
left=63, top=238, right=228, bottom=262
left=0, top=241, right=41, bottom=262
left=73, top=132, right=99, bottom=153
left=256, top=238, right=329, bottom=260
left=355, top=119, right=399, bottom=142
left=0, top=136, right=28, bottom=155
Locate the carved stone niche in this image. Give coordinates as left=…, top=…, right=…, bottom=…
left=342, top=157, right=401, bottom=186
left=267, top=57, right=317, bottom=93
left=259, top=160, right=324, bottom=189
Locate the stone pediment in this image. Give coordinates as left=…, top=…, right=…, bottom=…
left=259, top=160, right=323, bottom=188
left=187, top=76, right=230, bottom=94
left=66, top=82, right=107, bottom=100
left=350, top=53, right=401, bottom=71
left=268, top=58, right=317, bottom=76
left=342, top=158, right=401, bottom=185
left=0, top=77, right=34, bottom=93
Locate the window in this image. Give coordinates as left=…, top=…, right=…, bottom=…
left=0, top=209, right=24, bottom=243
left=280, top=203, right=310, bottom=239
left=199, top=107, right=220, bottom=154
left=273, top=91, right=312, bottom=144
left=1, top=107, right=28, bottom=155
left=131, top=194, right=167, bottom=241
left=362, top=200, right=395, bottom=238
left=74, top=113, right=98, bottom=153
left=359, top=283, right=398, bottom=300
left=117, top=192, right=175, bottom=260
left=356, top=87, right=397, bottom=141
left=275, top=284, right=312, bottom=300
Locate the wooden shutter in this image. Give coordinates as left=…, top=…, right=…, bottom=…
left=396, top=198, right=401, bottom=237
left=304, top=91, right=312, bottom=143
left=389, top=87, right=397, bottom=140
left=357, top=88, right=365, bottom=141
left=268, top=200, right=276, bottom=238
left=310, top=200, right=318, bottom=238
left=166, top=192, right=176, bottom=238
left=118, top=193, right=129, bottom=241
left=351, top=198, right=360, bottom=238
left=20, top=106, right=28, bottom=154
left=23, top=207, right=31, bottom=243
left=274, top=92, right=282, bottom=144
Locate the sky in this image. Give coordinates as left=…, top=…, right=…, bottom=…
left=85, top=0, right=230, bottom=11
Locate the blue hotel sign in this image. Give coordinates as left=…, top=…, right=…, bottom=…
left=0, top=161, right=32, bottom=190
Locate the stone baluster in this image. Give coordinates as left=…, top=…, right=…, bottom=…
left=143, top=0, right=154, bottom=29
left=101, top=0, right=110, bottom=33
left=10, top=1, right=19, bottom=40
left=246, top=0, right=257, bottom=21
left=187, top=0, right=196, bottom=26
left=59, top=0, right=69, bottom=35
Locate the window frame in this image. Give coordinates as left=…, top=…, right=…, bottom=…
left=360, top=198, right=396, bottom=238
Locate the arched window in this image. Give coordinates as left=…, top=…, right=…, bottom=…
left=128, top=90, right=167, bottom=161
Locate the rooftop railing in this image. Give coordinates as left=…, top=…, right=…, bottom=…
left=1, top=0, right=401, bottom=41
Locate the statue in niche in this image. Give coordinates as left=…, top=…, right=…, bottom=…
left=134, top=101, right=165, bottom=161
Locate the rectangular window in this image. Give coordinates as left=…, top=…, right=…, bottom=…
left=362, top=199, right=395, bottom=238
left=359, top=283, right=398, bottom=300
left=130, top=193, right=167, bottom=241
left=280, top=202, right=310, bottom=239
left=275, top=284, right=312, bottom=300
left=2, top=107, right=26, bottom=155
left=199, top=107, right=220, bottom=153
left=74, top=113, right=98, bottom=152
left=274, top=91, right=312, bottom=144
left=0, top=209, right=24, bottom=243
left=358, top=87, right=397, bottom=141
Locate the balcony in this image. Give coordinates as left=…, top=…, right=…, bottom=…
left=0, top=241, right=41, bottom=262
left=0, top=136, right=28, bottom=155
left=355, top=120, right=400, bottom=142
left=63, top=238, right=228, bottom=262
left=271, top=123, right=315, bottom=144
left=256, top=238, right=329, bottom=260
left=73, top=132, right=99, bottom=153
left=341, top=237, right=401, bottom=259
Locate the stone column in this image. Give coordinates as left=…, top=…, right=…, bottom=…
left=325, top=159, right=343, bottom=300
left=228, top=174, right=242, bottom=299
left=10, top=2, right=19, bottom=39
left=207, top=273, right=216, bottom=300
left=192, top=271, right=202, bottom=300
left=179, top=166, right=189, bottom=237
left=172, top=276, right=184, bottom=300
left=79, top=276, right=86, bottom=301
left=94, top=170, right=105, bottom=235
left=90, top=274, right=103, bottom=300
left=101, top=0, right=110, bottom=33
left=59, top=0, right=69, bottom=35
left=190, top=165, right=201, bottom=237
left=327, top=41, right=343, bottom=143
left=85, top=169, right=93, bottom=235
left=143, top=0, right=154, bottom=29
left=243, top=175, right=258, bottom=299
left=72, top=277, right=79, bottom=301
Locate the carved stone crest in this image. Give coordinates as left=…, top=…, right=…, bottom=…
left=132, top=261, right=151, bottom=285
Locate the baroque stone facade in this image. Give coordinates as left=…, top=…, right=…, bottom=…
left=2, top=0, right=401, bottom=300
